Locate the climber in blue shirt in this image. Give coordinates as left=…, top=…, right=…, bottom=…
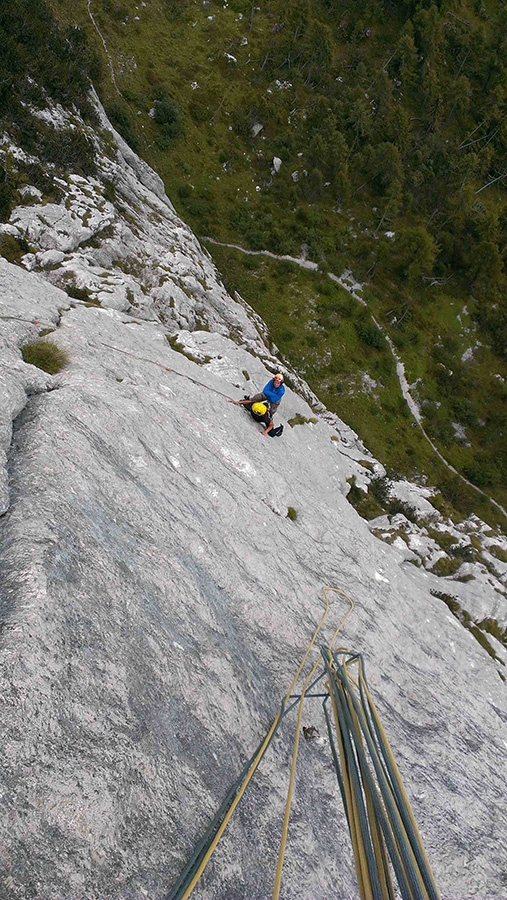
left=260, top=374, right=285, bottom=413
left=230, top=373, right=285, bottom=416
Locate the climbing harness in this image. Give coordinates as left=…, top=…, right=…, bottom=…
left=167, top=587, right=440, bottom=900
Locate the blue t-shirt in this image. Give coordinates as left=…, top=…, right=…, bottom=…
left=263, top=379, right=285, bottom=404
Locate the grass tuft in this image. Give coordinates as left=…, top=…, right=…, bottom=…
left=21, top=339, right=68, bottom=374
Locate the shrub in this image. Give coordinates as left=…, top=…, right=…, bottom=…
left=21, top=339, right=68, bottom=374
left=388, top=498, right=419, bottom=523
left=489, top=545, right=507, bottom=563
left=354, top=318, right=384, bottom=350
left=477, top=617, right=507, bottom=647
left=37, top=127, right=97, bottom=176
left=0, top=234, right=24, bottom=264
left=0, top=180, right=15, bottom=221
left=65, top=283, right=92, bottom=302
left=287, top=506, right=298, bottom=521
left=153, top=99, right=181, bottom=137
left=346, top=476, right=385, bottom=520
left=431, top=557, right=462, bottom=577
left=105, top=102, right=139, bottom=151
left=288, top=413, right=318, bottom=427
left=369, top=476, right=390, bottom=506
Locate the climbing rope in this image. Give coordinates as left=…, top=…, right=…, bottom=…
left=98, top=340, right=236, bottom=400
left=272, top=587, right=353, bottom=899
left=168, top=587, right=353, bottom=900
left=322, top=650, right=440, bottom=900
left=167, top=588, right=441, bottom=900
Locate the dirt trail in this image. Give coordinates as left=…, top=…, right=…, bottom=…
left=202, top=236, right=507, bottom=521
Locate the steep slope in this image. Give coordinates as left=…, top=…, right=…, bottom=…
left=0, top=88, right=506, bottom=896
left=1, top=247, right=506, bottom=898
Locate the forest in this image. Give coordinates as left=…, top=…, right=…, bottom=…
left=1, top=0, right=507, bottom=521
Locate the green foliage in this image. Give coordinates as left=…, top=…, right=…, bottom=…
left=64, top=284, right=93, bottom=303
left=431, top=591, right=505, bottom=663
left=488, top=545, right=507, bottom=564
left=287, top=413, right=318, bottom=427
left=346, top=476, right=385, bottom=520
left=21, top=339, right=68, bottom=374
left=47, top=0, right=507, bottom=524
left=388, top=498, right=419, bottom=523
left=166, top=334, right=211, bottom=365
left=105, top=102, right=140, bottom=151
left=431, top=556, right=462, bottom=577
left=0, top=2, right=100, bottom=117
left=477, top=617, right=507, bottom=647
left=286, top=506, right=298, bottom=521
left=0, top=235, right=24, bottom=264
left=354, top=318, right=384, bottom=350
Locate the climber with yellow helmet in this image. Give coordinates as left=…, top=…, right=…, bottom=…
left=230, top=396, right=274, bottom=435
left=229, top=373, right=285, bottom=436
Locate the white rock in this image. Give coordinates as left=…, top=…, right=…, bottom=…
left=36, top=250, right=65, bottom=268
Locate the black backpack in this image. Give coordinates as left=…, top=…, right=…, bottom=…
left=268, top=424, right=284, bottom=438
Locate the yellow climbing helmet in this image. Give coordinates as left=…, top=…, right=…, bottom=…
left=252, top=402, right=268, bottom=415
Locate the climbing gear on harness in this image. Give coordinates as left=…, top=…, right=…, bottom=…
left=268, top=424, right=284, bottom=438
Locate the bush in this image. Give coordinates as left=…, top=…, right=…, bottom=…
left=105, top=103, right=139, bottom=151
left=0, top=234, right=24, bottom=264
left=369, top=476, right=390, bottom=506
left=354, top=318, right=384, bottom=350
left=21, top=339, right=68, bottom=374
left=153, top=99, right=181, bottom=139
left=431, top=557, right=462, bottom=577
left=287, top=506, right=298, bottom=521
left=37, top=127, right=97, bottom=176
left=65, top=284, right=91, bottom=302
left=388, top=498, right=419, bottom=523
left=288, top=413, right=318, bottom=427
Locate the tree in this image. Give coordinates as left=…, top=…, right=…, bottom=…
left=394, top=226, right=437, bottom=283
left=370, top=142, right=403, bottom=194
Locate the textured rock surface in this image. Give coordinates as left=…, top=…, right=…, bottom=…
left=1, top=256, right=506, bottom=900
left=1, top=102, right=506, bottom=898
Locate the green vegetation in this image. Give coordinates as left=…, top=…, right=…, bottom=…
left=346, top=476, right=385, bottom=521
left=0, top=1, right=100, bottom=218
left=430, top=557, right=462, bottom=578
left=21, top=339, right=68, bottom=374
left=166, top=334, right=211, bottom=365
left=2, top=0, right=506, bottom=528
left=0, top=234, right=27, bottom=265
left=430, top=590, right=505, bottom=668
left=489, top=545, right=507, bottom=564
left=286, top=506, right=298, bottom=521
left=288, top=413, right=318, bottom=428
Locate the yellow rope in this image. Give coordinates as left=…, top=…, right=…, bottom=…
left=180, top=585, right=353, bottom=900
left=272, top=587, right=354, bottom=900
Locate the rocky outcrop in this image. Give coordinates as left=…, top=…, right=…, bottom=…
left=0, top=104, right=506, bottom=899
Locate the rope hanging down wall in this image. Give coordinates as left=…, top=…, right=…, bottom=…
left=167, top=588, right=440, bottom=900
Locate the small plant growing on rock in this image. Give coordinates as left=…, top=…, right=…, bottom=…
left=21, top=339, right=68, bottom=374
left=0, top=234, right=25, bottom=264
left=287, top=506, right=298, bottom=521
left=288, top=413, right=318, bottom=427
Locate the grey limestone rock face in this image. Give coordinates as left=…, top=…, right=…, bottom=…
left=0, top=257, right=506, bottom=900
left=0, top=97, right=506, bottom=900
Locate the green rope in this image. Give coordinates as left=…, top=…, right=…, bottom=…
left=167, top=649, right=440, bottom=900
